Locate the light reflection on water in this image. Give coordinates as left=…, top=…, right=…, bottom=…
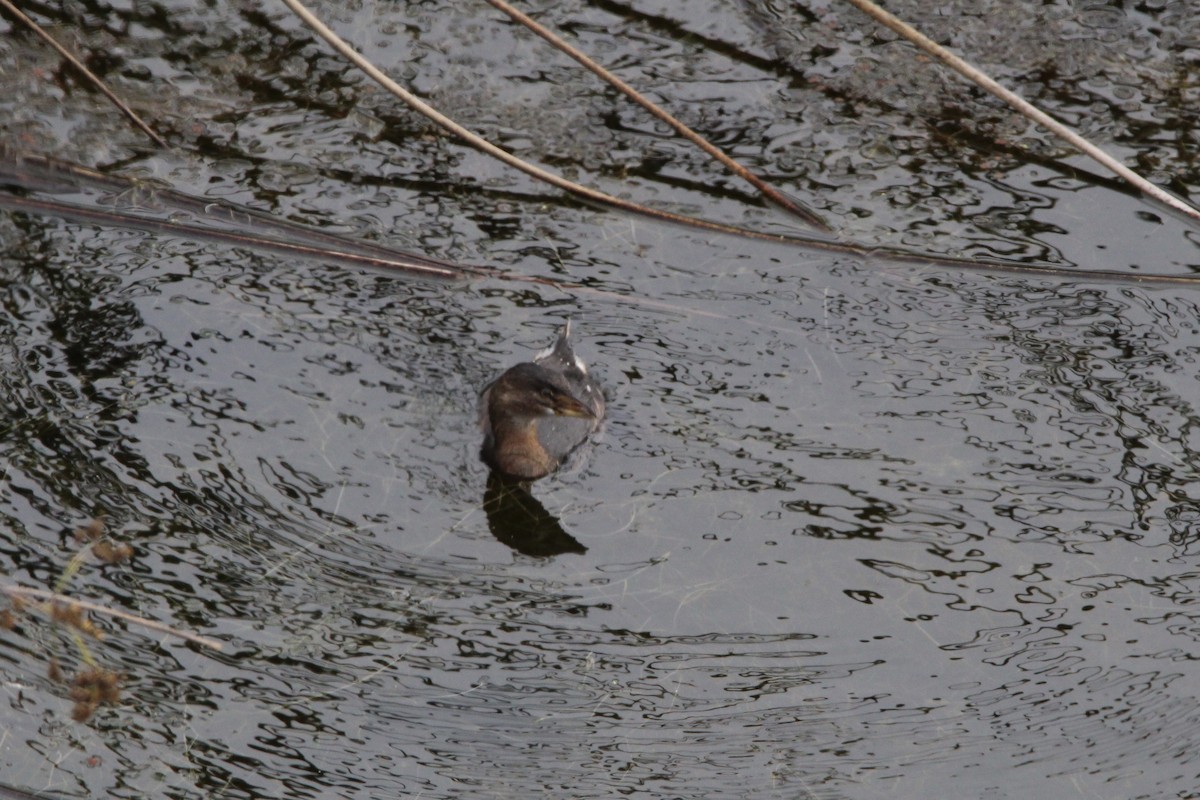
left=4, top=0, right=1200, bottom=795
left=3, top=215, right=1200, bottom=799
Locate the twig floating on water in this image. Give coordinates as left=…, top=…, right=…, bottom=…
left=842, top=0, right=1200, bottom=225
left=484, top=0, right=830, bottom=232
left=2, top=584, right=225, bottom=651
left=0, top=0, right=167, bottom=148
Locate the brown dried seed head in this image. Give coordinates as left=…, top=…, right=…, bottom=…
left=74, top=518, right=105, bottom=543
left=49, top=603, right=103, bottom=639
left=92, top=540, right=134, bottom=565
left=71, top=669, right=100, bottom=699
left=98, top=673, right=122, bottom=704
left=71, top=667, right=122, bottom=705
left=71, top=700, right=98, bottom=723
left=49, top=602, right=83, bottom=627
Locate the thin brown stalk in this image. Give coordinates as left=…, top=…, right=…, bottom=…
left=0, top=192, right=475, bottom=281
left=0, top=146, right=483, bottom=275
left=2, top=584, right=224, bottom=651
left=842, top=0, right=1200, bottom=225
left=0, top=0, right=166, bottom=148
left=276, top=0, right=828, bottom=244
left=9, top=162, right=1200, bottom=287
left=483, top=0, right=829, bottom=231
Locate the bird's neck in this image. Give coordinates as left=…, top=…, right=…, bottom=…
left=490, top=413, right=554, bottom=480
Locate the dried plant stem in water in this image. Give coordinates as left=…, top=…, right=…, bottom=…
left=842, top=0, right=1200, bottom=224
left=0, top=0, right=166, bottom=148
left=8, top=145, right=1200, bottom=285
left=1, top=584, right=224, bottom=651
left=276, top=0, right=819, bottom=243
left=484, top=0, right=828, bottom=231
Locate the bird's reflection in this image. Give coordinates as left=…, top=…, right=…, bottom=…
left=483, top=473, right=587, bottom=557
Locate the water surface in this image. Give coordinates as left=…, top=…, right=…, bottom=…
left=2, top=1, right=1199, bottom=798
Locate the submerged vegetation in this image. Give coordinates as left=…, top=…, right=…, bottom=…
left=1, top=517, right=219, bottom=723
left=1, top=0, right=1198, bottom=797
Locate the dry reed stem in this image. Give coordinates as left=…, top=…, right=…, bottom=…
left=484, top=0, right=829, bottom=231
left=843, top=0, right=1200, bottom=225
left=9, top=160, right=1200, bottom=285
left=0, top=0, right=166, bottom=148
left=1, top=584, right=225, bottom=651
left=276, top=0, right=818, bottom=243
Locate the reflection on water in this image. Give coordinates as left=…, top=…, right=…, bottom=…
left=5, top=209, right=1200, bottom=798
left=483, top=473, right=587, bottom=557
left=4, top=0, right=1200, bottom=797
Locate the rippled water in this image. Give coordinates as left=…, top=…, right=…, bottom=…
left=2, top=1, right=1200, bottom=798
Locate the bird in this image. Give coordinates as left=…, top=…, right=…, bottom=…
left=479, top=321, right=605, bottom=481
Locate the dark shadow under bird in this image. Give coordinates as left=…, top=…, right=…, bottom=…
left=482, top=472, right=587, bottom=556
left=479, top=321, right=605, bottom=481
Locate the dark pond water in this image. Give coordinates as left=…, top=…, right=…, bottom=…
left=2, top=1, right=1200, bottom=798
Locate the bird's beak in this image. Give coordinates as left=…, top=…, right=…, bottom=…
left=553, top=394, right=594, bottom=418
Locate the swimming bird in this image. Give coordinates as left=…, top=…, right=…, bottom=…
left=479, top=321, right=604, bottom=481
